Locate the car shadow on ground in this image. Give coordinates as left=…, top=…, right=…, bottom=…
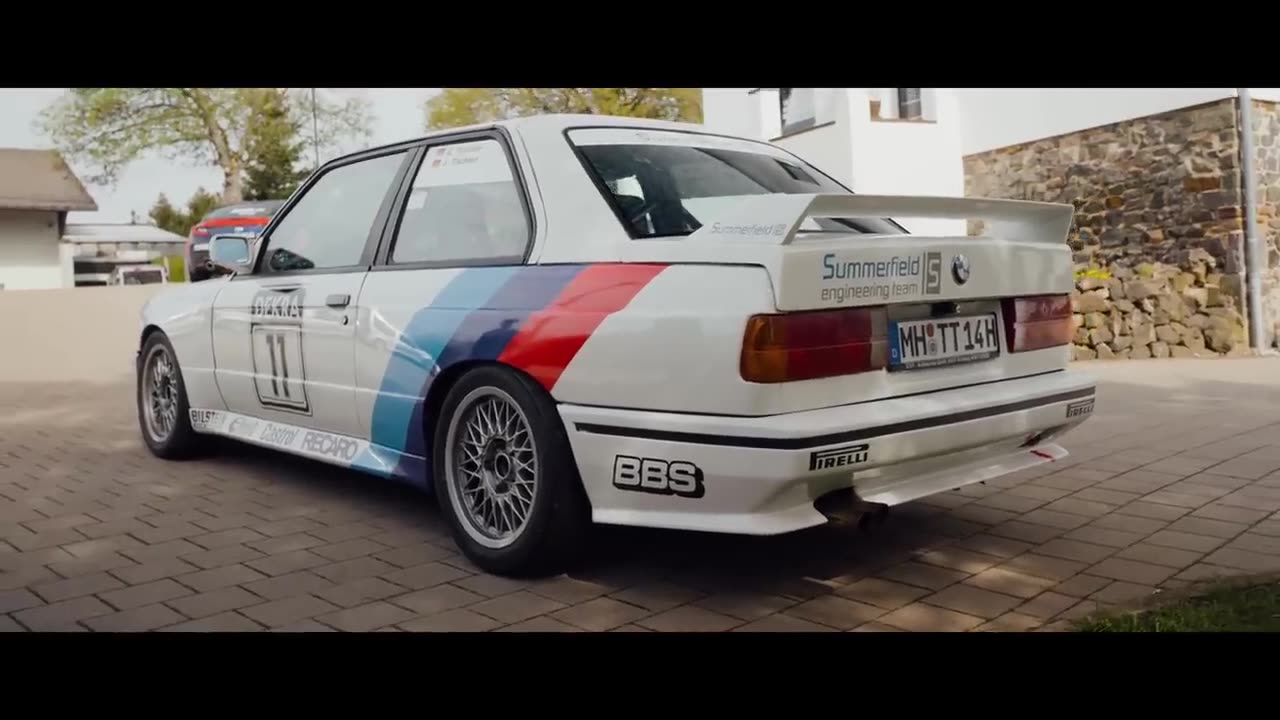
left=7, top=362, right=1280, bottom=601
left=190, top=435, right=949, bottom=590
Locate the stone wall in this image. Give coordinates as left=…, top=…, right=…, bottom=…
left=1252, top=99, right=1280, bottom=349
left=964, top=98, right=1252, bottom=358
left=1070, top=253, right=1249, bottom=360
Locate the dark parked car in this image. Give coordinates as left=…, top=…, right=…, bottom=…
left=185, top=200, right=285, bottom=281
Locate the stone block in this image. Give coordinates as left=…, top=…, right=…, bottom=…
left=1155, top=325, right=1181, bottom=344
left=1089, top=326, right=1114, bottom=345
left=1151, top=341, right=1171, bottom=358
left=1075, top=291, right=1109, bottom=314
left=1130, top=344, right=1152, bottom=359
left=1126, top=280, right=1160, bottom=300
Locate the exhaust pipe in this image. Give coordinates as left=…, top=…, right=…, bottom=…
left=815, top=488, right=889, bottom=530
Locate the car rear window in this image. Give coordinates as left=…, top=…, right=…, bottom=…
left=566, top=127, right=906, bottom=239
left=205, top=200, right=285, bottom=219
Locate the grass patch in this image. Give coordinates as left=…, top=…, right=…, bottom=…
left=1072, top=579, right=1280, bottom=632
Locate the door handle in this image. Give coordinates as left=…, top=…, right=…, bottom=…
left=325, top=293, right=351, bottom=309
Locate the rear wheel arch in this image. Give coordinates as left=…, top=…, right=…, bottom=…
left=427, top=361, right=592, bottom=576
left=423, top=360, right=560, bottom=453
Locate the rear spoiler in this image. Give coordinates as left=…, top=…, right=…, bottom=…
left=685, top=193, right=1074, bottom=246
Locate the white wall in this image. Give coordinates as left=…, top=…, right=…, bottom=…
left=848, top=89, right=966, bottom=235
left=0, top=209, right=67, bottom=290
left=702, top=88, right=765, bottom=141
left=700, top=87, right=967, bottom=235
left=954, top=88, right=1238, bottom=155
left=0, top=283, right=169, bottom=382
left=773, top=122, right=853, bottom=188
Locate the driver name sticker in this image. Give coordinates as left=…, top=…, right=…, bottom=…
left=414, top=140, right=514, bottom=188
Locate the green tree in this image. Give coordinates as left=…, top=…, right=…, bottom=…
left=424, top=88, right=703, bottom=130
left=149, top=187, right=220, bottom=237
left=39, top=88, right=371, bottom=204
left=243, top=90, right=311, bottom=201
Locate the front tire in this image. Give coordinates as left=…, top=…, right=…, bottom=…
left=136, top=332, right=206, bottom=459
left=432, top=366, right=591, bottom=577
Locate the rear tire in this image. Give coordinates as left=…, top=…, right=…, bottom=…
left=136, top=332, right=207, bottom=459
left=432, top=365, right=591, bottom=577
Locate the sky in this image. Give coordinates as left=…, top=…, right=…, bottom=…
left=0, top=88, right=441, bottom=224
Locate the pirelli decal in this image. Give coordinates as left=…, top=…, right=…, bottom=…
left=1066, top=398, right=1095, bottom=419
left=809, top=443, right=870, bottom=472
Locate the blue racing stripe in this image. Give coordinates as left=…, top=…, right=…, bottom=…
left=396, top=264, right=586, bottom=466
left=366, top=266, right=520, bottom=455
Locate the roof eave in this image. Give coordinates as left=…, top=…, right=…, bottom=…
left=0, top=199, right=99, bottom=212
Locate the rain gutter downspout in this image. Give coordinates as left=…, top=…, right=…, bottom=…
left=1238, top=88, right=1267, bottom=352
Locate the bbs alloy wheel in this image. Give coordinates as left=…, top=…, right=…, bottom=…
left=433, top=366, right=590, bottom=577
left=136, top=332, right=204, bottom=459
left=445, top=386, right=538, bottom=549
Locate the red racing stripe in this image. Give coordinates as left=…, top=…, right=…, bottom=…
left=498, top=263, right=667, bottom=391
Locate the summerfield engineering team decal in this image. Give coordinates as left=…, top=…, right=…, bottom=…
left=819, top=251, right=944, bottom=305
left=190, top=409, right=367, bottom=465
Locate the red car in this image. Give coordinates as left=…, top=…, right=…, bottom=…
left=185, top=200, right=285, bottom=282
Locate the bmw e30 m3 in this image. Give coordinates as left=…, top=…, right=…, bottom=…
left=135, top=113, right=1096, bottom=576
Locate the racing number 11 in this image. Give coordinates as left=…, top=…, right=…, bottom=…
left=263, top=331, right=292, bottom=399
left=252, top=324, right=310, bottom=413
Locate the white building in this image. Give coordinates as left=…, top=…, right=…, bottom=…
left=0, top=148, right=98, bottom=290
left=700, top=88, right=967, bottom=236
left=701, top=87, right=1280, bottom=353
left=63, top=223, right=187, bottom=286
left=702, top=89, right=1280, bottom=187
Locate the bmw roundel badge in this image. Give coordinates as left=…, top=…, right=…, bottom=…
left=951, top=254, right=970, bottom=285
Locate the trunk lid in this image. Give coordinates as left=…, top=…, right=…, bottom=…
left=619, top=192, right=1077, bottom=413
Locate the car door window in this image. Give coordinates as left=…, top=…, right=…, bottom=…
left=260, top=151, right=408, bottom=273
left=390, top=138, right=530, bottom=266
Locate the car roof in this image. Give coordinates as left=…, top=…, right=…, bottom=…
left=341, top=113, right=712, bottom=162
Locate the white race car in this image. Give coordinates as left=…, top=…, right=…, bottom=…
left=135, top=114, right=1096, bottom=576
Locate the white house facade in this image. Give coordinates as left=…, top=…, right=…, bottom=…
left=0, top=148, right=98, bottom=290
left=700, top=88, right=966, bottom=236
left=700, top=87, right=1280, bottom=357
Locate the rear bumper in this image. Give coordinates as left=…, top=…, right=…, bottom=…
left=558, top=369, right=1097, bottom=535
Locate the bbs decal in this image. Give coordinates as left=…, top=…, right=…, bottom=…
left=612, top=455, right=705, bottom=499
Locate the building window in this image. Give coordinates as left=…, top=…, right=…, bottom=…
left=897, top=88, right=923, bottom=120
left=779, top=88, right=816, bottom=135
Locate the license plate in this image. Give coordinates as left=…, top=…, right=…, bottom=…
left=889, top=313, right=1000, bottom=371
left=192, top=243, right=209, bottom=252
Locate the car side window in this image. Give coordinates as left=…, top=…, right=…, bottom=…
left=390, top=138, right=530, bottom=266
left=259, top=151, right=408, bottom=273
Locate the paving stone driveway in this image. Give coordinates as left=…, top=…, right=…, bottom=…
left=4, top=358, right=1280, bottom=632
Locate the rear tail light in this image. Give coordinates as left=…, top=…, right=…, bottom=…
left=741, top=307, right=888, bottom=383
left=1001, top=294, right=1072, bottom=353
left=192, top=226, right=210, bottom=237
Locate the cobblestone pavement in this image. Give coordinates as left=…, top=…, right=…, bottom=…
left=4, top=359, right=1280, bottom=632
